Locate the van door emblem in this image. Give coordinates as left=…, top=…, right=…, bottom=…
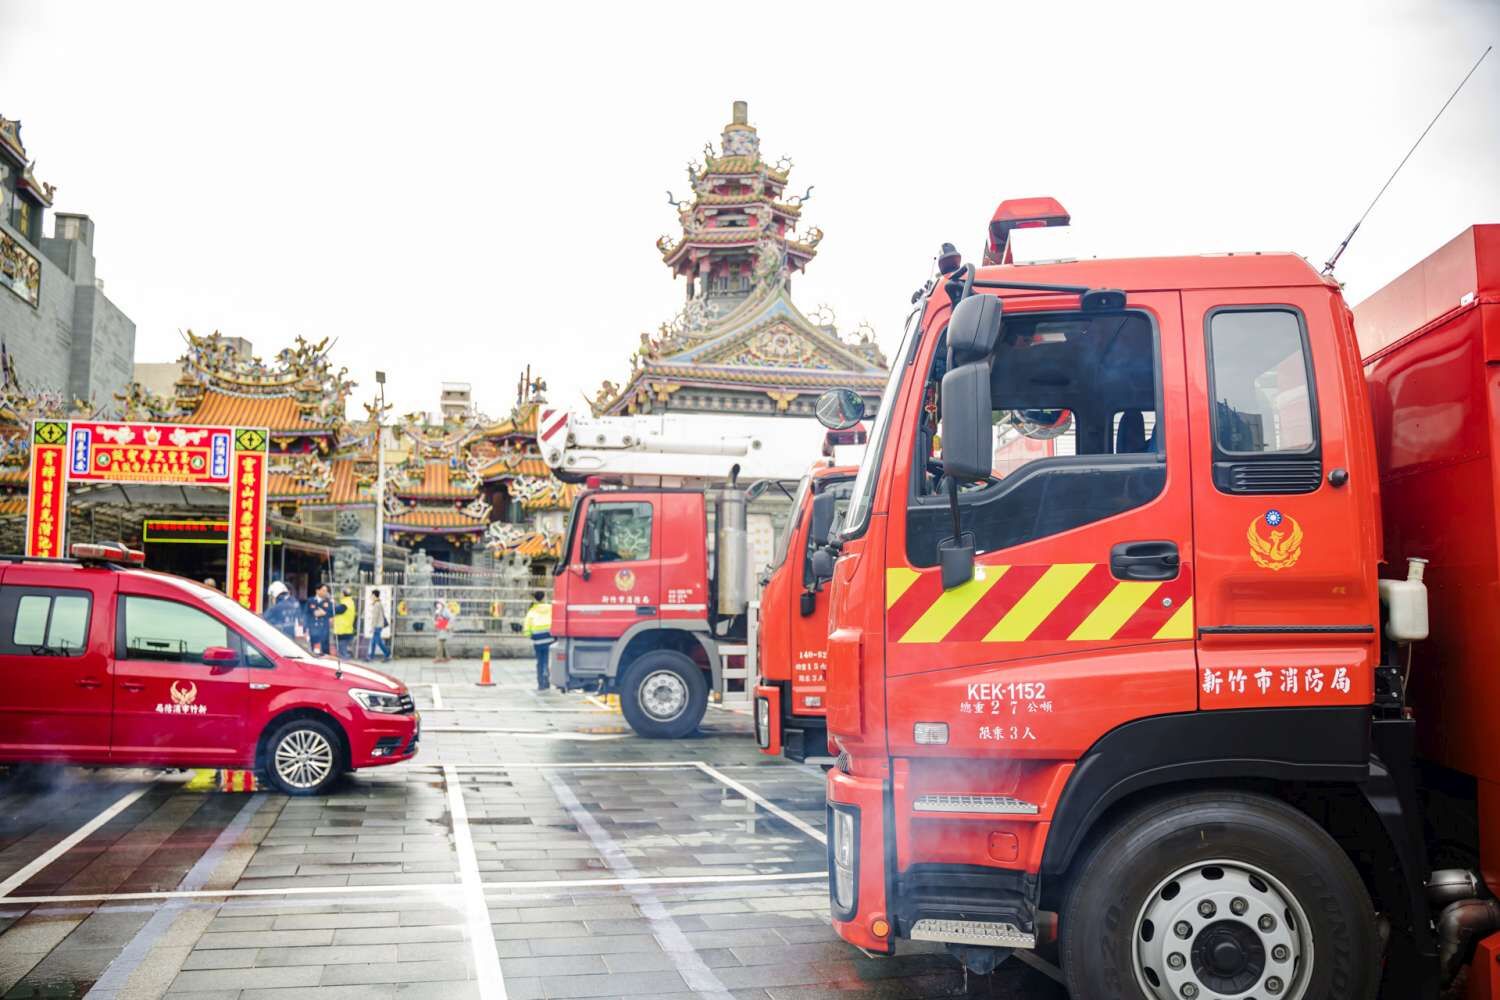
left=1248, top=510, right=1303, bottom=571
left=171, top=680, right=197, bottom=706
left=157, top=680, right=207, bottom=715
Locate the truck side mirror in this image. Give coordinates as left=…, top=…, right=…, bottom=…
left=799, top=590, right=817, bottom=617
left=809, top=546, right=836, bottom=588
left=935, top=295, right=1002, bottom=590
left=808, top=492, right=838, bottom=549
left=815, top=388, right=866, bottom=430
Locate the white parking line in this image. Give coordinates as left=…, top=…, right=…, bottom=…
left=426, top=727, right=626, bottom=741
left=430, top=683, right=444, bottom=710
left=442, top=764, right=507, bottom=1000
left=694, top=761, right=827, bottom=846
left=543, top=768, right=736, bottom=1000
left=0, top=783, right=154, bottom=898
left=0, top=870, right=829, bottom=906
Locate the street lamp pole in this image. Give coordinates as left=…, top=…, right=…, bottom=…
left=373, top=371, right=386, bottom=588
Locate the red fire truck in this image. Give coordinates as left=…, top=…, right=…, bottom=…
left=541, top=408, right=862, bottom=738
left=819, top=201, right=1499, bottom=999
left=754, top=463, right=855, bottom=762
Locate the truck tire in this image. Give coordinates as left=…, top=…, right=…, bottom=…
left=263, top=717, right=343, bottom=796
left=618, top=650, right=707, bottom=739
left=1059, top=790, right=1378, bottom=1000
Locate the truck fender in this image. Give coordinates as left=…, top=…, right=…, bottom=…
left=606, top=620, right=719, bottom=686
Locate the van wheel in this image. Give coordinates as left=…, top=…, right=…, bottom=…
left=1059, top=791, right=1378, bottom=1000
left=618, top=650, right=707, bottom=739
left=263, top=718, right=343, bottom=796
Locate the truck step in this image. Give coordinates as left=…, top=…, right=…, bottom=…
left=912, top=794, right=1039, bottom=815
left=909, top=918, right=1036, bottom=949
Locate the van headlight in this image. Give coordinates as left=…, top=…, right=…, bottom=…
left=828, top=803, right=859, bottom=919
left=755, top=697, right=771, bottom=748
left=350, top=688, right=404, bottom=714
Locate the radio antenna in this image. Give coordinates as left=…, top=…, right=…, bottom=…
left=1322, top=44, right=1492, bottom=275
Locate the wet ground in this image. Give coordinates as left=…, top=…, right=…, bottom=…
left=0, top=657, right=1068, bottom=999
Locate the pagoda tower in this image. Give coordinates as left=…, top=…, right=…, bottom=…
left=595, top=101, right=886, bottom=418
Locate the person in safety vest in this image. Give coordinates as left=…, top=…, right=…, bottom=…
left=522, top=591, right=552, bottom=691
left=333, top=588, right=358, bottom=659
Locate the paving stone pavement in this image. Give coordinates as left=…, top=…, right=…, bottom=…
left=0, top=657, right=1068, bottom=999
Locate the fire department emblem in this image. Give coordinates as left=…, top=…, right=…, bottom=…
left=614, top=569, right=636, bottom=592
left=157, top=680, right=207, bottom=716
left=1248, top=509, right=1303, bottom=571
left=171, top=680, right=198, bottom=706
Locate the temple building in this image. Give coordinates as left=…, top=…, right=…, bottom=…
left=0, top=114, right=136, bottom=411
left=594, top=101, right=887, bottom=418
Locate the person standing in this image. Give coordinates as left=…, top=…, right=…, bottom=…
left=307, top=584, right=334, bottom=656
left=333, top=588, right=358, bottom=659
left=264, top=590, right=298, bottom=641
left=368, top=590, right=392, bottom=661
left=432, top=600, right=452, bottom=663
left=522, top=591, right=553, bottom=691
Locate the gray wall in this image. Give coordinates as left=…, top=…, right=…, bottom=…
left=0, top=212, right=135, bottom=412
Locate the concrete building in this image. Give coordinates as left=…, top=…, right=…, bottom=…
left=440, top=381, right=473, bottom=421
left=0, top=114, right=136, bottom=411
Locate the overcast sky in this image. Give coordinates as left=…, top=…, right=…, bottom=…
left=1, top=1, right=1496, bottom=420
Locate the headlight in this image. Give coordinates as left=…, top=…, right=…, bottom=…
left=350, top=688, right=405, bottom=713
left=828, top=804, right=859, bottom=919
left=755, top=697, right=771, bottom=748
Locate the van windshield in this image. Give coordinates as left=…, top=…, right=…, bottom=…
left=204, top=591, right=307, bottom=659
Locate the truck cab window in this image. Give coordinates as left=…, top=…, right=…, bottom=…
left=908, top=309, right=1164, bottom=566
left=1207, top=309, right=1316, bottom=454
left=586, top=502, right=653, bottom=563
left=0, top=587, right=91, bottom=656
left=121, top=596, right=231, bottom=662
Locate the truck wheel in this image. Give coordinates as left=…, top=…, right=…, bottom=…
left=1059, top=791, right=1378, bottom=1000
left=263, top=718, right=343, bottom=796
left=618, top=650, right=707, bottom=739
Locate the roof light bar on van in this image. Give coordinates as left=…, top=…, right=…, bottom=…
left=70, top=542, right=146, bottom=565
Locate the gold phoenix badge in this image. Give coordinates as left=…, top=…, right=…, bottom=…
left=1248, top=510, right=1303, bottom=571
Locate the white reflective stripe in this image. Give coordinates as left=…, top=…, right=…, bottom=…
left=566, top=604, right=635, bottom=612
left=663, top=604, right=707, bottom=612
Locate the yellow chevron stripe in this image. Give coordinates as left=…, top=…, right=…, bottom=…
left=1153, top=596, right=1194, bottom=640
left=984, top=563, right=1093, bottom=642
left=886, top=567, right=921, bottom=608
left=900, top=565, right=1008, bottom=643
left=1069, top=581, right=1160, bottom=641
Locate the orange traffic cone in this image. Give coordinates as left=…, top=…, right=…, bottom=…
left=477, top=645, right=494, bottom=686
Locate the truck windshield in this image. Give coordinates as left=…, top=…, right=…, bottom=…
left=203, top=591, right=308, bottom=659
left=768, top=473, right=813, bottom=572
left=841, top=304, right=922, bottom=539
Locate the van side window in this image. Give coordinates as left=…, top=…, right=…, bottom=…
left=1206, top=308, right=1322, bottom=495
left=585, top=502, right=653, bottom=563
left=121, top=596, right=230, bottom=663
left=907, top=310, right=1164, bottom=566
left=0, top=587, right=91, bottom=656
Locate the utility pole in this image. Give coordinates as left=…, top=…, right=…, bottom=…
left=373, top=371, right=387, bottom=588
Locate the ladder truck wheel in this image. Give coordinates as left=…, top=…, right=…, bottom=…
left=618, top=650, right=707, bottom=739
left=1059, top=790, right=1378, bottom=1000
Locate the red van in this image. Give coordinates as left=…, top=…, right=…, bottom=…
left=0, top=544, right=418, bottom=795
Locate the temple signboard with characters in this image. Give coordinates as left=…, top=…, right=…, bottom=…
left=25, top=419, right=270, bottom=610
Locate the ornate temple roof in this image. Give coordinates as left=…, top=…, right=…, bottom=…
left=0, top=115, right=56, bottom=207
left=595, top=102, right=888, bottom=420
left=184, top=391, right=336, bottom=434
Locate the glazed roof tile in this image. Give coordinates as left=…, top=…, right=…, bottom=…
left=175, top=390, right=333, bottom=433
left=385, top=507, right=486, bottom=531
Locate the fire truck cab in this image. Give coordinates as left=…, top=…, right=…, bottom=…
left=821, top=202, right=1498, bottom=999
left=754, top=463, right=855, bottom=762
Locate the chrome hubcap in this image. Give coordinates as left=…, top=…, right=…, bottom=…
left=1134, top=860, right=1312, bottom=1000
left=274, top=729, right=335, bottom=790
left=639, top=669, right=688, bottom=721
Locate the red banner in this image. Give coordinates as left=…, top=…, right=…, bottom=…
left=67, top=421, right=234, bottom=485
left=227, top=446, right=267, bottom=612
left=25, top=429, right=67, bottom=558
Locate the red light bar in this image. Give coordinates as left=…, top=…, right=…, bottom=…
left=985, top=197, right=1071, bottom=265
left=71, top=542, right=146, bottom=565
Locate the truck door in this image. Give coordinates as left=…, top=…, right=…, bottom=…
left=111, top=591, right=247, bottom=764
left=883, top=292, right=1198, bottom=765
left=558, top=494, right=663, bottom=637
left=1182, top=292, right=1378, bottom=708
left=787, top=476, right=854, bottom=716
left=0, top=569, right=114, bottom=762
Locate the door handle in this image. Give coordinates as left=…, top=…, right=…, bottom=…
left=121, top=681, right=146, bottom=693
left=250, top=682, right=270, bottom=691
left=76, top=678, right=102, bottom=689
left=1109, top=540, right=1180, bottom=581
left=637, top=605, right=658, bottom=616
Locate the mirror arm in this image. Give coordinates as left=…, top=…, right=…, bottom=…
left=947, top=477, right=963, bottom=545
